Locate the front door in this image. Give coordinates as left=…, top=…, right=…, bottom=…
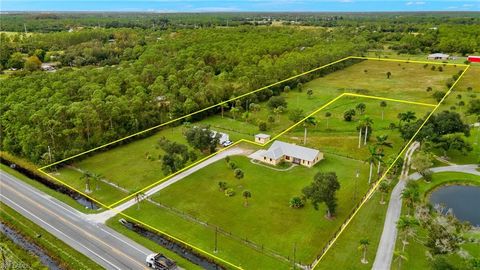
left=293, top=158, right=301, bottom=164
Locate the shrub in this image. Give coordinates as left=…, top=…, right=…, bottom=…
left=189, top=151, right=197, bottom=161
left=289, top=196, right=305, bottom=208
left=258, top=121, right=267, bottom=131
left=432, top=91, right=446, bottom=102
left=229, top=161, right=237, bottom=170
left=224, top=188, right=235, bottom=197
left=218, top=181, right=228, bottom=191
left=343, top=109, right=356, bottom=122
left=234, top=168, right=244, bottom=179
left=421, top=169, right=433, bottom=183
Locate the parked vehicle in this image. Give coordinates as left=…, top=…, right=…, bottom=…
left=146, top=253, right=177, bottom=269
left=222, top=140, right=233, bottom=147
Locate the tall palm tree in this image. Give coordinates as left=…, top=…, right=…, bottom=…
left=378, top=181, right=390, bottom=204
left=220, top=103, right=229, bottom=118
left=273, top=106, right=284, bottom=122
left=365, top=146, right=381, bottom=184
left=358, top=238, right=370, bottom=264
left=230, top=107, right=240, bottom=120
left=130, top=188, right=146, bottom=210
left=80, top=171, right=93, bottom=193
left=394, top=250, right=408, bottom=270
left=375, top=135, right=393, bottom=174
left=396, top=216, right=419, bottom=251
left=325, top=112, right=332, bottom=129
left=358, top=116, right=374, bottom=147
left=242, top=190, right=252, bottom=207
left=380, top=101, right=387, bottom=120
left=401, top=185, right=420, bottom=216
left=91, top=173, right=103, bottom=191
left=303, top=116, right=317, bottom=145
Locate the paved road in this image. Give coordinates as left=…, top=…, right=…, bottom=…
left=0, top=170, right=153, bottom=270
left=372, top=163, right=480, bottom=270
left=89, top=146, right=251, bottom=223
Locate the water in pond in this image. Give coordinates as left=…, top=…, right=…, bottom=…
left=429, top=185, right=480, bottom=227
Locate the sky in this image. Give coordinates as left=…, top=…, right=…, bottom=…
left=1, top=0, right=479, bottom=12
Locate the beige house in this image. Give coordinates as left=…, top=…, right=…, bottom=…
left=254, top=133, right=271, bottom=144
left=254, top=141, right=323, bottom=168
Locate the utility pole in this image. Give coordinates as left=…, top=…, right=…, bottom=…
left=24, top=23, right=27, bottom=34
left=47, top=145, right=53, bottom=164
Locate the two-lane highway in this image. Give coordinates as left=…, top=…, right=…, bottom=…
left=0, top=170, right=152, bottom=270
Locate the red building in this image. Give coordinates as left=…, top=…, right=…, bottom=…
left=468, top=56, right=480, bottom=63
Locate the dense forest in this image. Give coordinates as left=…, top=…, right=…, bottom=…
left=1, top=12, right=479, bottom=164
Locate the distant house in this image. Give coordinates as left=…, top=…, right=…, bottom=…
left=252, top=141, right=323, bottom=168
left=41, top=63, right=57, bottom=72
left=468, top=56, right=480, bottom=63
left=254, top=133, right=271, bottom=144
left=427, top=53, right=450, bottom=60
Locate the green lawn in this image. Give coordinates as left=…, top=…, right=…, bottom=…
left=393, top=172, right=480, bottom=270
left=316, top=187, right=392, bottom=270
left=122, top=154, right=372, bottom=269
left=0, top=202, right=100, bottom=270
left=283, top=96, right=433, bottom=161
left=50, top=59, right=460, bottom=207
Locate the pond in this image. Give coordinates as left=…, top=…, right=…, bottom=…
left=429, top=185, right=480, bottom=227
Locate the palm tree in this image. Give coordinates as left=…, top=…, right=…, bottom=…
left=91, top=173, right=103, bottom=191
left=394, top=250, right=408, bottom=270
left=303, top=116, right=317, bottom=145
left=378, top=181, right=390, bottom=204
left=396, top=216, right=419, bottom=251
left=358, top=239, right=370, bottom=264
left=365, top=146, right=381, bottom=184
left=325, top=112, right=331, bottom=129
left=220, top=103, right=229, bottom=118
left=358, top=116, right=374, bottom=147
left=397, top=111, right=416, bottom=127
left=273, top=106, right=284, bottom=122
left=380, top=101, right=387, bottom=120
left=242, top=190, right=251, bottom=207
left=401, top=184, right=420, bottom=216
left=230, top=107, right=240, bottom=120
left=130, top=188, right=146, bottom=210
left=375, top=135, right=393, bottom=174
left=80, top=171, right=93, bottom=193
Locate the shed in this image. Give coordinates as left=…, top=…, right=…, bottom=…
left=254, top=133, right=271, bottom=144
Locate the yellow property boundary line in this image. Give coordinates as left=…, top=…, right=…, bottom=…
left=34, top=56, right=469, bottom=270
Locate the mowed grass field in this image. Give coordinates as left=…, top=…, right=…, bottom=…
left=123, top=154, right=371, bottom=269
left=51, top=59, right=462, bottom=206
left=120, top=96, right=433, bottom=268
left=283, top=96, right=433, bottom=161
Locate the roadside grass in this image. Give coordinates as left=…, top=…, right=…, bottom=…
left=0, top=164, right=97, bottom=213
left=54, top=125, right=205, bottom=205
left=0, top=202, right=100, bottom=270
left=0, top=232, right=47, bottom=269
left=316, top=188, right=392, bottom=270
left=392, top=172, right=480, bottom=270
left=123, top=154, right=372, bottom=268
left=105, top=218, right=204, bottom=270
left=49, top=59, right=459, bottom=207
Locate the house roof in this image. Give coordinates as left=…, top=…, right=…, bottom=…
left=262, top=141, right=320, bottom=161
left=255, top=133, right=271, bottom=139
left=428, top=53, right=449, bottom=57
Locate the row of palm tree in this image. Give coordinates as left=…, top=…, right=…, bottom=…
left=80, top=171, right=103, bottom=193
left=364, top=135, right=393, bottom=184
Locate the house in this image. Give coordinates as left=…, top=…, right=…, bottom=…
left=427, top=53, right=450, bottom=60
left=254, top=133, right=271, bottom=144
left=41, top=63, right=57, bottom=72
left=468, top=56, right=480, bottom=63
left=253, top=140, right=323, bottom=168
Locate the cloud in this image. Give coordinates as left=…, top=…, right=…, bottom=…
left=406, top=1, right=426, bottom=5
